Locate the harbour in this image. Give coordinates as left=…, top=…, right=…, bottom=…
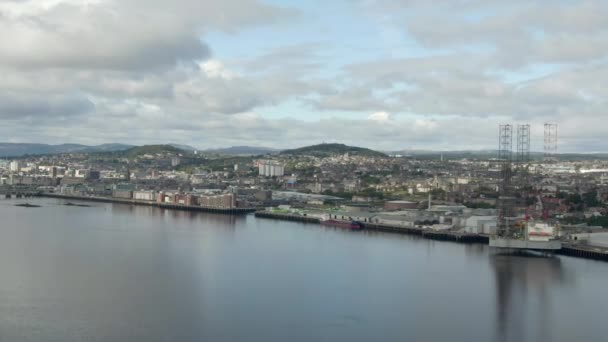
left=254, top=210, right=608, bottom=261
left=39, top=193, right=257, bottom=215
left=9, top=194, right=606, bottom=263
left=1, top=197, right=608, bottom=342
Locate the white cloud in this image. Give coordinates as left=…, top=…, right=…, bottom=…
left=0, top=0, right=606, bottom=151
left=368, top=111, right=392, bottom=122
left=200, top=60, right=237, bottom=80
left=0, top=0, right=294, bottom=70
left=413, top=119, right=438, bottom=131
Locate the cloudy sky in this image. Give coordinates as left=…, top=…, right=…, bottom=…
left=0, top=0, right=606, bottom=151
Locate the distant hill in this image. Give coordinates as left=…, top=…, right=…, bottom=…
left=120, top=145, right=185, bottom=157
left=388, top=150, right=501, bottom=160
left=389, top=150, right=608, bottom=161
left=0, top=143, right=133, bottom=157
left=205, top=146, right=278, bottom=155
left=281, top=143, right=387, bottom=158
left=169, top=143, right=198, bottom=151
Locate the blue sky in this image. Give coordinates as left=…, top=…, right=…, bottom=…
left=204, top=0, right=412, bottom=121
left=0, top=0, right=606, bottom=151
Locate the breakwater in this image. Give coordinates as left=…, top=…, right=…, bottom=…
left=40, top=193, right=256, bottom=215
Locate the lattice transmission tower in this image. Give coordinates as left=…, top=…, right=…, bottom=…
left=497, top=124, right=515, bottom=238
left=516, top=124, right=530, bottom=164
left=544, top=123, right=558, bottom=161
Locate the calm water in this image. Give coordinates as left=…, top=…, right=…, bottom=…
left=0, top=198, right=607, bottom=342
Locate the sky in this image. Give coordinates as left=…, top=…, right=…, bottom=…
left=0, top=0, right=606, bottom=152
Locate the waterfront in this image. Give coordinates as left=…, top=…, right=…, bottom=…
left=1, top=198, right=607, bottom=342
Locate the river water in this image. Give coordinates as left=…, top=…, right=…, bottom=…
left=0, top=198, right=606, bottom=342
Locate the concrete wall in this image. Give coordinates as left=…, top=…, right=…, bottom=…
left=113, top=191, right=133, bottom=199
left=571, top=232, right=608, bottom=248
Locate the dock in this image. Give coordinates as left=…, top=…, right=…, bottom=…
left=40, top=193, right=256, bottom=215
left=19, top=201, right=608, bottom=262
left=255, top=211, right=489, bottom=243
left=362, top=222, right=489, bottom=243
left=558, top=243, right=608, bottom=261
left=254, top=211, right=321, bottom=223
left=253, top=211, right=608, bottom=262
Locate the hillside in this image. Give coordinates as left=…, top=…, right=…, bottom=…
left=169, top=143, right=198, bottom=151
left=205, top=146, right=278, bottom=156
left=121, top=145, right=185, bottom=157
left=390, top=150, right=608, bottom=161
left=281, top=143, right=387, bottom=158
left=0, top=143, right=133, bottom=157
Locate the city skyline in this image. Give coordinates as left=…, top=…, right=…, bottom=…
left=0, top=0, right=606, bottom=151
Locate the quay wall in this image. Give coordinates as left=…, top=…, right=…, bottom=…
left=255, top=212, right=489, bottom=244
left=40, top=193, right=255, bottom=215
left=255, top=211, right=608, bottom=262
left=558, top=243, right=608, bottom=261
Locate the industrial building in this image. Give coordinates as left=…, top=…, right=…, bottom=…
left=199, top=193, right=236, bottom=209
left=568, top=232, right=608, bottom=248
left=384, top=200, right=418, bottom=211
left=154, top=191, right=237, bottom=209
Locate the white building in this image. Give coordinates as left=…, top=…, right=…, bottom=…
left=568, top=232, right=608, bottom=248
left=527, top=222, right=557, bottom=242
left=258, top=160, right=284, bottom=177
left=133, top=191, right=156, bottom=201
left=75, top=169, right=89, bottom=178
left=9, top=161, right=22, bottom=172
left=463, top=216, right=497, bottom=234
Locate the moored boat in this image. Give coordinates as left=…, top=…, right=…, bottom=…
left=320, top=219, right=363, bottom=230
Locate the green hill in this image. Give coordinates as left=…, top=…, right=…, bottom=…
left=281, top=143, right=387, bottom=158
left=122, top=145, right=184, bottom=157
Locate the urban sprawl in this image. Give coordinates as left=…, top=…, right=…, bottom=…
left=2, top=143, right=608, bottom=251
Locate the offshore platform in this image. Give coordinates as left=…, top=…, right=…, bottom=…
left=489, top=123, right=561, bottom=251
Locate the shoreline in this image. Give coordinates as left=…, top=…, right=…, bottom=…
left=15, top=196, right=608, bottom=262
left=255, top=211, right=608, bottom=262
left=39, top=193, right=256, bottom=215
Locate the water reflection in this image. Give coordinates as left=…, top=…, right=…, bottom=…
left=491, top=253, right=567, bottom=342
left=5, top=198, right=608, bottom=342
left=465, top=243, right=487, bottom=258
left=110, top=202, right=245, bottom=226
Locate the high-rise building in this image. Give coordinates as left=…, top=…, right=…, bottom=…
left=258, top=160, right=284, bottom=177
left=9, top=161, right=22, bottom=172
